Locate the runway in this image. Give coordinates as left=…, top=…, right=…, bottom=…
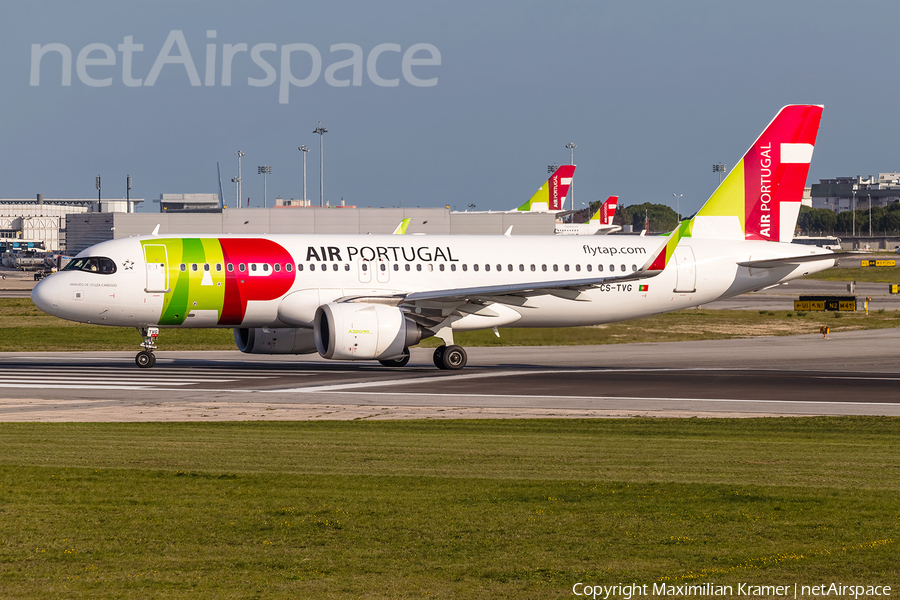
left=2, top=327, right=899, bottom=420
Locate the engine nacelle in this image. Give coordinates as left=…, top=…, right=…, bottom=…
left=233, top=327, right=318, bottom=354
left=314, top=303, right=425, bottom=361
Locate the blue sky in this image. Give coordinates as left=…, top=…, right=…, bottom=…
left=1, top=0, right=897, bottom=216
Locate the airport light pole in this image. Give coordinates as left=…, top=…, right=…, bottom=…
left=313, top=123, right=327, bottom=207
left=235, top=150, right=245, bottom=208
left=672, top=193, right=683, bottom=222
left=852, top=184, right=858, bottom=238
left=127, top=175, right=132, bottom=213
left=566, top=142, right=577, bottom=213
left=95, top=175, right=101, bottom=206
left=868, top=194, right=872, bottom=237
left=258, top=166, right=272, bottom=208
left=713, top=163, right=727, bottom=185
left=299, top=145, right=309, bottom=204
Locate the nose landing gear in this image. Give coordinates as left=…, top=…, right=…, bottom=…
left=135, top=327, right=159, bottom=368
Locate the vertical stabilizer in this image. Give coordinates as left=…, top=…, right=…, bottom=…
left=515, top=165, right=576, bottom=212
left=690, top=105, right=823, bottom=242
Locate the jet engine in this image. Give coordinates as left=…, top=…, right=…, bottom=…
left=314, top=303, right=426, bottom=361
left=233, top=327, right=318, bottom=354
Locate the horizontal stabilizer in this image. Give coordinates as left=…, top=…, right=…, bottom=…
left=736, top=253, right=836, bottom=269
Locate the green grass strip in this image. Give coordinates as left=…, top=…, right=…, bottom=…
left=0, top=419, right=897, bottom=599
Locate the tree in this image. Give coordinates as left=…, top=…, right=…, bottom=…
left=622, top=203, right=679, bottom=233
left=797, top=206, right=836, bottom=234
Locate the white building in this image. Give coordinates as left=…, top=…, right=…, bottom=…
left=0, top=196, right=143, bottom=251
left=810, top=172, right=900, bottom=213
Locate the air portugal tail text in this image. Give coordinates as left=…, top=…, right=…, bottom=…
left=694, top=105, right=823, bottom=242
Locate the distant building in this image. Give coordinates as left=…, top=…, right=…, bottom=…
left=156, top=193, right=220, bottom=212
left=0, top=195, right=143, bottom=251
left=810, top=172, right=900, bottom=213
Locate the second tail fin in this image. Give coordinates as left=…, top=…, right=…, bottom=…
left=515, top=165, right=576, bottom=212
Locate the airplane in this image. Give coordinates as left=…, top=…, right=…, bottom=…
left=554, top=196, right=621, bottom=235
left=32, top=105, right=833, bottom=371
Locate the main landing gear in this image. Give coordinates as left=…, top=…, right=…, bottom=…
left=432, top=345, right=467, bottom=370
left=135, top=326, right=159, bottom=368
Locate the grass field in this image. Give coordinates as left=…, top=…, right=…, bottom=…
left=0, top=418, right=897, bottom=599
left=2, top=298, right=898, bottom=351
left=803, top=266, right=900, bottom=283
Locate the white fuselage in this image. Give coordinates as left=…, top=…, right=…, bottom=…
left=32, top=233, right=835, bottom=332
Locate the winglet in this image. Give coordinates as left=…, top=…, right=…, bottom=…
left=151, top=224, right=160, bottom=236
left=504, top=226, right=513, bottom=237
left=392, top=218, right=411, bottom=235
left=643, top=219, right=691, bottom=275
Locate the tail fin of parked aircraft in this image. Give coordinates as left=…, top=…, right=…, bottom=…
left=516, top=165, right=576, bottom=212
left=589, top=196, right=618, bottom=225
left=392, top=218, right=411, bottom=235
left=688, top=105, right=823, bottom=242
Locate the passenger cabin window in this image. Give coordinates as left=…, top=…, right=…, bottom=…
left=63, top=257, right=118, bottom=275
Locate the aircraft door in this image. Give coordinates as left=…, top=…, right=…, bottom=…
left=376, top=258, right=390, bottom=283
left=673, top=246, right=697, bottom=293
left=357, top=259, right=372, bottom=283
left=143, top=244, right=170, bottom=293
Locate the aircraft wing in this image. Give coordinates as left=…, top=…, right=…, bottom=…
left=402, top=270, right=657, bottom=304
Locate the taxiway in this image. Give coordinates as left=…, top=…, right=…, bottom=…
left=1, top=327, right=898, bottom=421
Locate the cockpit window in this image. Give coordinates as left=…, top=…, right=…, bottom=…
left=63, top=257, right=117, bottom=274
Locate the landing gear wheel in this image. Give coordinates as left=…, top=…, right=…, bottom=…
left=440, top=345, right=467, bottom=370
left=379, top=348, right=411, bottom=367
left=135, top=350, right=156, bottom=369
left=433, top=345, right=446, bottom=368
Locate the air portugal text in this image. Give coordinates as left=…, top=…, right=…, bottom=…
left=759, top=142, right=775, bottom=238
left=305, top=245, right=459, bottom=262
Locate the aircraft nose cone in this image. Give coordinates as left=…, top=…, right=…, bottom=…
left=31, top=276, right=60, bottom=315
